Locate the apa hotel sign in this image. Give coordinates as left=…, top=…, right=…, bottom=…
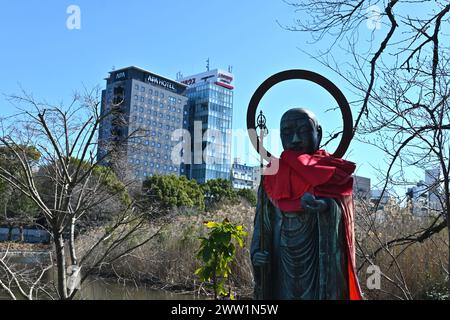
left=146, top=75, right=176, bottom=91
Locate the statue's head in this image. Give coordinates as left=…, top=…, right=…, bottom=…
left=280, top=108, right=322, bottom=154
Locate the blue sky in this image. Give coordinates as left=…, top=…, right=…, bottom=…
left=0, top=0, right=419, bottom=192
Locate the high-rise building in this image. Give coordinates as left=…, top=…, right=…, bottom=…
left=97, top=66, right=189, bottom=180
left=179, top=69, right=234, bottom=184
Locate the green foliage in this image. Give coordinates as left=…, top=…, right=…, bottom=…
left=0, top=145, right=41, bottom=224
left=236, top=188, right=257, bottom=207
left=91, top=164, right=131, bottom=206
left=195, top=218, right=247, bottom=299
left=143, top=174, right=205, bottom=211
left=202, top=179, right=238, bottom=208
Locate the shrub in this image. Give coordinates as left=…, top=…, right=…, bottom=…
left=202, top=179, right=238, bottom=208
left=143, top=174, right=205, bottom=211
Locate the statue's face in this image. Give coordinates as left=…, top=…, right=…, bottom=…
left=280, top=116, right=321, bottom=154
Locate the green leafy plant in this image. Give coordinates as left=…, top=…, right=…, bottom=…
left=195, top=218, right=247, bottom=299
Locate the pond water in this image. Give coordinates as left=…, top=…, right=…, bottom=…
left=75, top=277, right=200, bottom=300
left=0, top=252, right=200, bottom=300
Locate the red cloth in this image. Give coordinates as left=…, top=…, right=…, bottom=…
left=262, top=149, right=363, bottom=300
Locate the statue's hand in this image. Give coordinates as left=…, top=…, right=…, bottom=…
left=301, top=192, right=328, bottom=213
left=252, top=251, right=269, bottom=267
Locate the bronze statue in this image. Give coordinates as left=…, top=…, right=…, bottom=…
left=250, top=108, right=362, bottom=300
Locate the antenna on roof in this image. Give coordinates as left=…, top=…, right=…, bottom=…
left=111, top=65, right=115, bottom=71
left=206, top=58, right=210, bottom=71
left=228, top=65, right=233, bottom=73
left=176, top=71, right=183, bottom=80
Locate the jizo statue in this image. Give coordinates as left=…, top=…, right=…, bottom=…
left=247, top=70, right=363, bottom=300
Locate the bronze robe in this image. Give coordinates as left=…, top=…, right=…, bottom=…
left=251, top=183, right=349, bottom=300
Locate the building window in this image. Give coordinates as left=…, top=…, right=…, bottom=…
left=154, top=91, right=158, bottom=97
left=141, top=86, right=145, bottom=92
left=139, top=106, right=144, bottom=113
left=160, top=103, right=164, bottom=108
left=140, top=96, right=144, bottom=102
left=134, top=95, right=138, bottom=100
left=133, top=105, right=138, bottom=111
left=135, top=84, right=139, bottom=90
left=160, top=93, right=164, bottom=99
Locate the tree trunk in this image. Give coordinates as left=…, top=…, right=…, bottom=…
left=69, top=217, right=77, bottom=266
left=54, top=231, right=68, bottom=300
left=446, top=207, right=450, bottom=296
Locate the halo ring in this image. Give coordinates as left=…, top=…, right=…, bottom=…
left=247, top=69, right=353, bottom=161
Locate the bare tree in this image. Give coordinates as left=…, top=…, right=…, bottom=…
left=0, top=87, right=160, bottom=299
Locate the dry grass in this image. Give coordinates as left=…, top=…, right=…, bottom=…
left=76, top=198, right=255, bottom=298
left=77, top=198, right=449, bottom=300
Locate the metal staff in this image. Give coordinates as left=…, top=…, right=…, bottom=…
left=256, top=110, right=268, bottom=298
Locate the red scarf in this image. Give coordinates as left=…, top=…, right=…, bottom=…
left=262, top=149, right=363, bottom=300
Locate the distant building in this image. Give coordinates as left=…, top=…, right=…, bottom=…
left=407, top=168, right=443, bottom=216
left=97, top=66, right=234, bottom=184
left=371, top=189, right=393, bottom=207
left=97, top=66, right=189, bottom=180
left=179, top=69, right=234, bottom=184
left=230, top=158, right=254, bottom=189
left=353, top=175, right=371, bottom=201
left=425, top=168, right=442, bottom=213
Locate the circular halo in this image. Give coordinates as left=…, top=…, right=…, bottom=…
left=247, top=69, right=353, bottom=161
